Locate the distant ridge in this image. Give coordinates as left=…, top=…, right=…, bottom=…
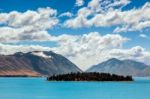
left=87, top=58, right=150, bottom=77
left=0, top=51, right=82, bottom=77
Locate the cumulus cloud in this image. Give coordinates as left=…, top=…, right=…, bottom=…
left=87, top=0, right=130, bottom=13
left=64, top=0, right=150, bottom=33
left=52, top=32, right=129, bottom=70
left=113, top=2, right=150, bottom=33
left=0, top=7, right=58, bottom=29
left=0, top=32, right=150, bottom=70
left=0, top=7, right=59, bottom=42
left=0, top=43, right=51, bottom=55
left=109, top=46, right=150, bottom=65
left=0, top=27, right=54, bottom=42
left=59, top=12, right=73, bottom=17
left=52, top=32, right=150, bottom=70
left=76, top=0, right=84, bottom=6
left=0, top=32, right=130, bottom=70
left=105, top=0, right=131, bottom=9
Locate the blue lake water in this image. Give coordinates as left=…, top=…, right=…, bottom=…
left=0, top=77, right=150, bottom=99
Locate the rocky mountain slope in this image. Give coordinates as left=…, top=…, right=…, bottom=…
left=87, top=58, right=150, bottom=77
left=0, top=51, right=82, bottom=76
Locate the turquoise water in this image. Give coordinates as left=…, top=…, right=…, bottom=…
left=0, top=77, right=150, bottom=99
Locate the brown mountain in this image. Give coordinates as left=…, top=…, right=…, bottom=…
left=0, top=51, right=82, bottom=77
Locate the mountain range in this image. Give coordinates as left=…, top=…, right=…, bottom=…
left=87, top=58, right=150, bottom=77
left=0, top=51, right=81, bottom=77
left=0, top=51, right=150, bottom=77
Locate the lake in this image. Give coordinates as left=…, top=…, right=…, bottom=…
left=0, top=77, right=150, bottom=99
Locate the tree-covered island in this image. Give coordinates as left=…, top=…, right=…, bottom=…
left=47, top=72, right=133, bottom=81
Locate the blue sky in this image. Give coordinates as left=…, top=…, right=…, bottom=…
left=0, top=0, right=150, bottom=69
left=0, top=0, right=149, bottom=50
left=0, top=0, right=148, bottom=12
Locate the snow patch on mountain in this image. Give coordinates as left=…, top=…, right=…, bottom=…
left=32, top=51, right=52, bottom=58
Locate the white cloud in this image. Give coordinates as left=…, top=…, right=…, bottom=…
left=139, top=34, right=148, bottom=38
left=0, top=7, right=58, bottom=29
left=52, top=32, right=129, bottom=70
left=53, top=32, right=150, bottom=70
left=0, top=43, right=51, bottom=55
left=114, top=2, right=150, bottom=33
left=107, top=0, right=131, bottom=8
left=64, top=7, right=93, bottom=28
left=64, top=1, right=150, bottom=33
left=0, top=7, right=59, bottom=42
left=0, top=27, right=54, bottom=42
left=88, top=0, right=100, bottom=12
left=59, top=12, right=73, bottom=17
left=109, top=46, right=150, bottom=65
left=76, top=0, right=84, bottom=6
left=0, top=32, right=129, bottom=70
left=0, top=32, right=150, bottom=70
left=87, top=0, right=130, bottom=13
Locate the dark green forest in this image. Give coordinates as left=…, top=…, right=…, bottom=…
left=47, top=72, right=133, bottom=81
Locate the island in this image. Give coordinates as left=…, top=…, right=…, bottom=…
left=47, top=72, right=133, bottom=81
